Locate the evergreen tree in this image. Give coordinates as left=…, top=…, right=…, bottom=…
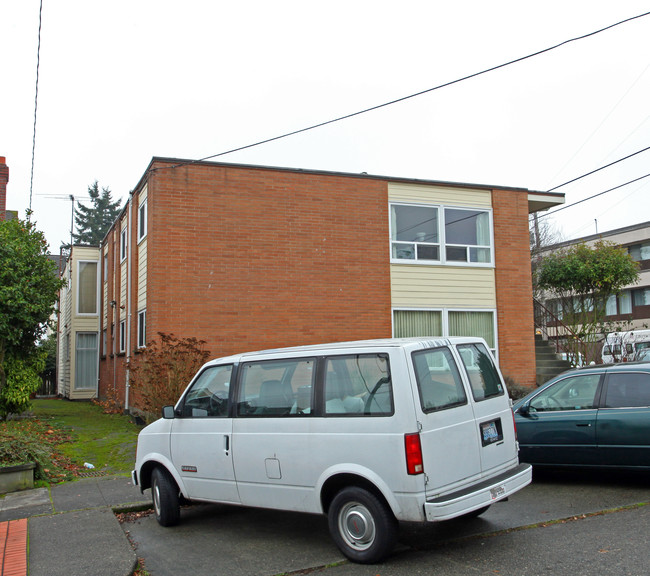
left=72, top=181, right=121, bottom=245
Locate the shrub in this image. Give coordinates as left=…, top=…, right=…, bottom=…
left=129, top=333, right=210, bottom=422
left=0, top=352, right=46, bottom=420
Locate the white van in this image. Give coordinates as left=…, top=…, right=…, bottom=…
left=602, top=330, right=650, bottom=363
left=132, top=338, right=532, bottom=563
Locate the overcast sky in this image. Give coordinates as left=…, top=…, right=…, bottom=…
left=2, top=1, right=649, bottom=251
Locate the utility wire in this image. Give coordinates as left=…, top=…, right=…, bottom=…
left=158, top=10, right=650, bottom=172
left=28, top=0, right=44, bottom=215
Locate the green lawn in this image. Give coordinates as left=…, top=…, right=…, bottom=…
left=31, top=398, right=143, bottom=475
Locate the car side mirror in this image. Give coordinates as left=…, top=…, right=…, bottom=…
left=517, top=403, right=530, bottom=417
left=162, top=405, right=175, bottom=419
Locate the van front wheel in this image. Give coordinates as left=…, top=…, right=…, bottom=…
left=151, top=467, right=180, bottom=527
left=328, top=486, right=397, bottom=564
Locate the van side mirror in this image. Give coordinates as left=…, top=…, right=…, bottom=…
left=162, top=405, right=175, bottom=419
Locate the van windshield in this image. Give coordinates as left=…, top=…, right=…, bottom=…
left=456, top=343, right=504, bottom=401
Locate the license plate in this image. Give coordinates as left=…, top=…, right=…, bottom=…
left=490, top=485, right=506, bottom=500
left=480, top=419, right=503, bottom=446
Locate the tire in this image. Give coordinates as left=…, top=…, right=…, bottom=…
left=327, top=486, right=397, bottom=564
left=151, top=467, right=180, bottom=527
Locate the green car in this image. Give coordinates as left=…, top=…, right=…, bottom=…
left=513, top=362, right=650, bottom=469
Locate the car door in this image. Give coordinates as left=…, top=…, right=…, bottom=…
left=169, top=364, right=240, bottom=503
left=596, top=370, right=650, bottom=467
left=516, top=373, right=602, bottom=466
left=411, top=346, right=483, bottom=492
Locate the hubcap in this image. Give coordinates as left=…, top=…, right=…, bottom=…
left=339, top=502, right=376, bottom=550
left=153, top=482, right=161, bottom=515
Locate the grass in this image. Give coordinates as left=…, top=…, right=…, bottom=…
left=0, top=398, right=144, bottom=486
left=31, top=399, right=143, bottom=475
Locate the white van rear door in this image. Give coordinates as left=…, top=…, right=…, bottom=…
left=455, top=342, right=519, bottom=474
left=411, top=346, right=483, bottom=493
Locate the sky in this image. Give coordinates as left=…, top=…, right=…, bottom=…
left=2, top=1, right=649, bottom=252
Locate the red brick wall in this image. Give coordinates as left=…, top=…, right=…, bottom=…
left=146, top=161, right=393, bottom=358
left=492, top=189, right=536, bottom=388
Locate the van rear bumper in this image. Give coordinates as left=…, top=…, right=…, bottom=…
left=424, top=463, right=532, bottom=522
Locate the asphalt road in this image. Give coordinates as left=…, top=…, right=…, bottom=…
left=123, top=469, right=650, bottom=576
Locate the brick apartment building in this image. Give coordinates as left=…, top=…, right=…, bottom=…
left=98, top=158, right=563, bottom=410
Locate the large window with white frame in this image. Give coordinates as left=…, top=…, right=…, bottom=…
left=120, top=227, right=128, bottom=262
left=77, top=261, right=98, bottom=315
left=393, top=308, right=497, bottom=355
left=119, top=320, right=126, bottom=353
left=137, top=310, right=146, bottom=349
left=137, top=199, right=147, bottom=242
left=390, top=203, right=492, bottom=265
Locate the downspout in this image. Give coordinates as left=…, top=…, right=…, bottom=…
left=125, top=191, right=134, bottom=413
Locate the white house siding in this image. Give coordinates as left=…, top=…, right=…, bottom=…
left=137, top=188, right=147, bottom=313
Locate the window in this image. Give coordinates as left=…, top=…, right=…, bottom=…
left=77, top=261, right=98, bottom=315
left=324, top=354, right=392, bottom=416
left=180, top=365, right=233, bottom=417
left=75, top=333, right=98, bottom=390
left=237, top=358, right=315, bottom=416
left=103, top=254, right=108, bottom=281
left=620, top=291, right=632, bottom=314
left=137, top=310, right=146, bottom=348
left=628, top=242, right=650, bottom=262
left=119, top=320, right=126, bottom=353
left=604, top=373, right=650, bottom=408
left=393, top=309, right=496, bottom=354
left=120, top=227, right=128, bottom=262
left=529, top=374, right=601, bottom=412
left=456, top=342, right=503, bottom=401
left=390, top=203, right=492, bottom=265
left=606, top=295, right=617, bottom=316
left=137, top=199, right=147, bottom=242
left=633, top=288, right=650, bottom=307
left=413, top=346, right=467, bottom=412
left=444, top=208, right=491, bottom=263
left=102, top=329, right=107, bottom=357
left=390, top=204, right=440, bottom=261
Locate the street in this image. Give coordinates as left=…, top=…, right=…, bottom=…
left=123, top=469, right=650, bottom=575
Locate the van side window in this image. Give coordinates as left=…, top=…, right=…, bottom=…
left=456, top=343, right=504, bottom=401
left=180, top=365, right=232, bottom=418
left=412, top=347, right=467, bottom=412
left=325, top=354, right=393, bottom=416
left=237, top=358, right=315, bottom=416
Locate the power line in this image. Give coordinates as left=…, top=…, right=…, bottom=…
left=28, top=0, right=44, bottom=215
left=156, top=10, right=650, bottom=173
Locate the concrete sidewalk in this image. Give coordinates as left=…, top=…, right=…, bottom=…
left=0, top=475, right=150, bottom=576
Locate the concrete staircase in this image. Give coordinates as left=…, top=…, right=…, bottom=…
left=535, top=334, right=572, bottom=386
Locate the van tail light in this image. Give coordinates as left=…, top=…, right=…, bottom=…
left=511, top=409, right=518, bottom=441
left=404, top=432, right=424, bottom=475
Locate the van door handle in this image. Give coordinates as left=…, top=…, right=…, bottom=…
left=224, top=435, right=230, bottom=455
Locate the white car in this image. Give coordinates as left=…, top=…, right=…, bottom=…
left=132, top=337, right=531, bottom=563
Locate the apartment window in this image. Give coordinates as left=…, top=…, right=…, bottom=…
left=119, top=320, right=126, bottom=353
left=77, top=261, right=98, bottom=315
left=120, top=227, right=128, bottom=262
left=390, top=204, right=440, bottom=261
left=393, top=309, right=496, bottom=353
left=633, top=288, right=650, bottom=307
left=103, top=254, right=108, bottom=281
left=390, top=203, right=492, bottom=265
left=75, top=333, right=98, bottom=390
left=620, top=291, right=632, bottom=314
left=137, top=310, right=147, bottom=348
left=606, top=294, right=617, bottom=316
left=628, top=242, right=650, bottom=262
left=137, top=199, right=147, bottom=242
left=444, top=208, right=491, bottom=263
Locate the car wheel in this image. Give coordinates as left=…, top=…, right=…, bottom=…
left=328, top=486, right=397, bottom=564
left=151, top=467, right=180, bottom=527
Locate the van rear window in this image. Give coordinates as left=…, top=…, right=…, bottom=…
left=412, top=347, right=467, bottom=413
left=456, top=343, right=504, bottom=401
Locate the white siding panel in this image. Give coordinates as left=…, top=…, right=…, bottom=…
left=390, top=265, right=496, bottom=308
left=137, top=238, right=147, bottom=310
left=388, top=182, right=492, bottom=208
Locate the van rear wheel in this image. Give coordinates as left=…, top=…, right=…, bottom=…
left=151, top=467, right=180, bottom=527
left=328, top=486, right=397, bottom=564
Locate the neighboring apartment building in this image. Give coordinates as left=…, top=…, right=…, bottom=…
left=57, top=245, right=101, bottom=399
left=540, top=221, right=650, bottom=331
left=99, top=158, right=563, bottom=410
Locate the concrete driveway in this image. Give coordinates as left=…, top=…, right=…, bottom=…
left=123, top=470, right=650, bottom=576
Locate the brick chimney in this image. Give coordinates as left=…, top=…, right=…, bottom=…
left=0, top=156, right=8, bottom=220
